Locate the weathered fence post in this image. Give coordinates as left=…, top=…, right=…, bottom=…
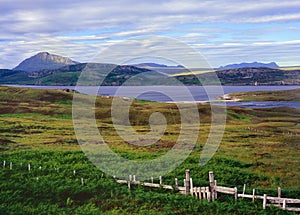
left=127, top=181, right=131, bottom=189
left=278, top=187, right=281, bottom=206
left=209, top=171, right=216, bottom=201
left=28, top=164, right=31, bottom=171
left=10, top=162, right=12, bottom=170
left=73, top=170, right=76, bottom=176
left=175, top=178, right=178, bottom=189
left=3, top=160, right=6, bottom=168
left=283, top=199, right=286, bottom=209
left=185, top=169, right=190, bottom=195
left=151, top=177, right=154, bottom=184
left=133, top=175, right=136, bottom=182
left=242, top=184, right=246, bottom=196
left=252, top=189, right=255, bottom=202
left=129, top=175, right=132, bottom=182
left=234, top=187, right=238, bottom=200
left=159, top=176, right=163, bottom=185
left=206, top=187, right=211, bottom=202
left=81, top=178, right=84, bottom=186
left=263, top=194, right=267, bottom=209
left=190, top=178, right=193, bottom=195
left=214, top=180, right=218, bottom=200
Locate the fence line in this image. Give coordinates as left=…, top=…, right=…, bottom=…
left=2, top=160, right=300, bottom=212
left=116, top=170, right=300, bottom=212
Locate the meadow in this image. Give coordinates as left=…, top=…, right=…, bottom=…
left=0, top=86, right=299, bottom=214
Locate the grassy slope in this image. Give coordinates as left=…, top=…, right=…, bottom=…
left=225, top=88, right=300, bottom=101
left=0, top=86, right=299, bottom=214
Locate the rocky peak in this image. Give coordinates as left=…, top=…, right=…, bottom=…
left=13, top=52, right=78, bottom=72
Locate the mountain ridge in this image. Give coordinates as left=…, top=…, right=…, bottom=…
left=219, top=62, right=279, bottom=70
left=13, top=52, right=78, bottom=72
left=1, top=52, right=299, bottom=86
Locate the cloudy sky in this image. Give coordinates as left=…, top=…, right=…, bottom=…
left=1, top=0, right=300, bottom=69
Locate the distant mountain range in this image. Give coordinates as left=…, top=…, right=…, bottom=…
left=218, top=62, right=279, bottom=70
left=219, top=62, right=279, bottom=70
left=134, top=63, right=184, bottom=68
left=0, top=52, right=299, bottom=86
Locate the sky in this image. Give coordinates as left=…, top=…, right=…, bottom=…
left=1, top=0, right=300, bottom=69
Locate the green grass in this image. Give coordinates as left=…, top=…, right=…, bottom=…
left=0, top=150, right=294, bottom=215
left=225, top=88, right=300, bottom=102
left=0, top=86, right=299, bottom=214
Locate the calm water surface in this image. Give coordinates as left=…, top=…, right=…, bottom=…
left=5, top=85, right=300, bottom=108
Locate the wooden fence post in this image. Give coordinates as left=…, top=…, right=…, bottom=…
left=185, top=169, right=190, bottom=195
left=128, top=181, right=131, bottom=189
left=263, top=194, right=267, bottom=209
left=190, top=178, right=193, bottom=195
left=234, top=187, right=238, bottom=200
left=81, top=178, right=84, bottom=185
left=28, top=164, right=31, bottom=171
left=242, top=184, right=246, bottom=196
left=159, top=176, right=163, bottom=185
left=206, top=187, right=211, bottom=202
left=10, top=162, right=12, bottom=170
left=3, top=160, right=6, bottom=168
left=209, top=171, right=216, bottom=201
left=283, top=199, right=286, bottom=210
left=133, top=175, right=136, bottom=182
left=151, top=177, right=154, bottom=184
left=214, top=180, right=218, bottom=200
left=175, top=178, right=178, bottom=189
left=278, top=187, right=281, bottom=206
left=252, top=189, right=255, bottom=202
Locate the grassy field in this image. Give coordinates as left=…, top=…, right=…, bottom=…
left=223, top=88, right=300, bottom=102
left=0, top=86, right=299, bottom=214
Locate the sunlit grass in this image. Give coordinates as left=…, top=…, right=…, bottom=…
left=0, top=86, right=299, bottom=214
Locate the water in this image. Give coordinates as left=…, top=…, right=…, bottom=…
left=4, top=85, right=300, bottom=108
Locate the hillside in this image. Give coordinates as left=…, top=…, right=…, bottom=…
left=0, top=63, right=153, bottom=86
left=174, top=67, right=300, bottom=86
left=1, top=66, right=300, bottom=86
left=0, top=86, right=299, bottom=214
left=220, top=88, right=300, bottom=102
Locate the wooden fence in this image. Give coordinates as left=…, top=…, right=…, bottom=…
left=116, top=170, right=300, bottom=212
left=2, top=161, right=299, bottom=212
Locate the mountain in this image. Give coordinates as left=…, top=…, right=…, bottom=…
left=134, top=63, right=187, bottom=75
left=134, top=63, right=168, bottom=68
left=13, top=52, right=78, bottom=72
left=2, top=53, right=299, bottom=86
left=219, top=62, right=279, bottom=70
left=134, top=63, right=184, bottom=68
left=0, top=63, right=155, bottom=86
left=173, top=67, right=300, bottom=86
